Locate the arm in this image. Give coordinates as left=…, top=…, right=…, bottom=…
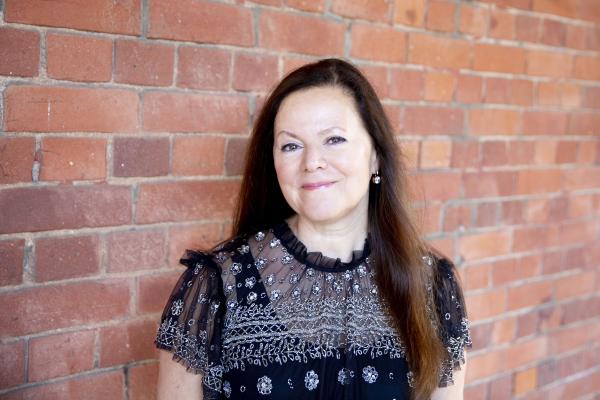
left=431, top=353, right=467, bottom=400
left=157, top=349, right=203, bottom=400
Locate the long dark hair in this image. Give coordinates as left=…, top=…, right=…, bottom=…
left=232, top=58, right=445, bottom=399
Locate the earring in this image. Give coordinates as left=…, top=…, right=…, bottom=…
left=371, top=171, right=381, bottom=184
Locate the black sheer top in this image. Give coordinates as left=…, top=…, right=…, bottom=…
left=155, top=221, right=471, bottom=399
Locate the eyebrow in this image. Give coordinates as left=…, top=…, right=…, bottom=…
left=275, top=126, right=346, bottom=139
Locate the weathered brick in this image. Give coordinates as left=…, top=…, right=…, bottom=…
left=137, top=271, right=181, bottom=314
left=113, top=137, right=169, bottom=177
left=4, top=86, right=139, bottom=133
left=136, top=180, right=240, bottom=224
left=0, top=27, right=39, bottom=77
left=34, top=235, right=101, bottom=282
left=29, top=330, right=95, bottom=382
left=527, top=50, right=572, bottom=78
left=5, top=0, right=141, bottom=35
left=0, top=340, right=25, bottom=389
left=522, top=111, right=568, bottom=135
left=459, top=231, right=512, bottom=261
left=148, top=0, right=253, bottom=46
left=99, top=320, right=157, bottom=366
left=0, top=239, right=25, bottom=286
left=0, top=137, right=35, bottom=184
left=473, top=44, right=526, bottom=74
left=107, top=229, right=166, bottom=273
left=485, top=78, right=533, bottom=106
left=331, top=0, right=390, bottom=22
left=489, top=9, right=515, bottom=39
left=46, top=33, right=112, bottom=82
left=0, top=185, right=131, bottom=234
left=388, top=69, right=424, bottom=100
left=172, top=136, right=226, bottom=176
left=115, top=40, right=175, bottom=86
left=394, top=0, right=426, bottom=27
left=574, top=55, right=600, bottom=80
left=260, top=10, right=344, bottom=56
left=233, top=53, right=279, bottom=92
left=541, top=19, right=567, bottom=46
left=459, top=4, right=488, bottom=37
left=424, top=71, right=456, bottom=102
left=40, top=137, right=106, bottom=181
left=143, top=92, right=248, bottom=133
left=468, top=109, right=521, bottom=135
left=177, top=47, right=231, bottom=90
left=463, top=171, right=516, bottom=198
left=128, top=363, right=159, bottom=400
left=409, top=33, right=471, bottom=69
left=403, top=107, right=463, bottom=135
left=426, top=0, right=455, bottom=32
left=0, top=280, right=130, bottom=337
left=351, top=24, right=406, bottom=63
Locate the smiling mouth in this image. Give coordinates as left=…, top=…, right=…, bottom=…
left=302, top=181, right=336, bottom=190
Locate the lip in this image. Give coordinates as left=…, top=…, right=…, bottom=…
left=301, top=181, right=336, bottom=190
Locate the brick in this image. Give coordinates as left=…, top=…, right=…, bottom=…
left=287, top=0, right=325, bottom=12
left=403, top=107, right=463, bottom=135
left=507, top=281, right=553, bottom=311
left=527, top=50, right=572, bottom=78
left=0, top=27, right=40, bottom=77
left=481, top=141, right=508, bottom=167
left=5, top=86, right=139, bottom=133
left=567, top=112, right=600, bottom=135
left=138, top=271, right=181, bottom=314
left=467, top=321, right=493, bottom=351
left=489, top=9, right=515, bottom=39
left=384, top=105, right=402, bottom=135
left=225, top=137, right=249, bottom=176
left=0, top=185, right=131, bottom=235
left=0, top=239, right=25, bottom=287
left=107, top=229, right=166, bottom=273
left=492, top=256, right=539, bottom=286
left=424, top=71, right=456, bottom=102
left=173, top=136, right=225, bottom=176
left=534, top=140, right=558, bottom=164
left=561, top=297, right=600, bottom=325
left=517, top=169, right=562, bottom=195
left=516, top=15, right=540, bottom=42
left=394, top=0, right=426, bottom=27
left=351, top=24, right=406, bottom=63
left=143, top=92, right=248, bottom=133
left=489, top=375, right=512, bottom=400
left=461, top=263, right=489, bottom=291
left=115, top=40, right=174, bottom=86
left=501, top=200, right=526, bottom=225
left=566, top=24, right=587, bottom=50
left=34, top=235, right=100, bottom=282
left=260, top=11, right=344, bottom=56
left=577, top=140, right=597, bottom=164
left=463, top=171, right=515, bottom=198
left=443, top=204, right=471, bottom=232
left=578, top=1, right=600, bottom=22
left=514, top=367, right=536, bottom=396
left=113, top=137, right=169, bottom=177
left=466, top=348, right=506, bottom=381
left=459, top=4, right=488, bottom=37
left=485, top=78, right=533, bottom=106
left=5, top=0, right=140, bottom=35
left=168, top=223, right=223, bottom=266
left=388, top=69, right=424, bottom=100
left=409, top=33, right=471, bottom=69
left=492, top=317, right=516, bottom=344
left=465, top=289, right=507, bottom=320
left=541, top=19, right=566, bottom=46
left=0, top=340, right=25, bottom=389
left=233, top=53, right=279, bottom=92
left=99, top=320, right=157, bottom=366
left=40, top=137, right=106, bottom=181
left=177, top=47, right=231, bottom=90
left=573, top=56, right=600, bottom=81
left=473, top=44, right=525, bottom=74
left=476, top=203, right=497, bottom=227
left=136, top=180, right=240, bottom=224
left=29, top=330, right=95, bottom=382
left=549, top=324, right=589, bottom=356
left=0, top=280, right=130, bottom=337
left=516, top=311, right=540, bottom=338
left=532, top=0, right=577, bottom=18
left=468, top=109, right=520, bottom=135
left=505, top=337, right=547, bottom=369
left=459, top=231, right=511, bottom=261
left=410, top=172, right=462, bottom=201
left=464, top=382, right=487, bottom=399
left=456, top=74, right=482, bottom=104
left=426, top=0, right=455, bottom=32
left=420, top=140, right=452, bottom=169
left=0, top=137, right=35, bottom=184
left=587, top=26, right=600, bottom=51
left=480, top=0, right=531, bottom=9
left=46, top=33, right=112, bottom=82
left=149, top=0, right=252, bottom=46
left=129, top=363, right=159, bottom=400
left=358, top=65, right=388, bottom=99
left=522, top=111, right=568, bottom=135
left=583, top=87, right=600, bottom=109
left=5, top=370, right=125, bottom=400
left=331, top=0, right=390, bottom=22
left=537, top=82, right=581, bottom=108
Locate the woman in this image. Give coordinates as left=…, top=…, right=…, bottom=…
left=155, top=58, right=471, bottom=400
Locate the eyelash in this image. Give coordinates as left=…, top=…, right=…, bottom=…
left=280, top=136, right=347, bottom=152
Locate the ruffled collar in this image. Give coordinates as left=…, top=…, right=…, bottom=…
left=271, top=220, right=371, bottom=272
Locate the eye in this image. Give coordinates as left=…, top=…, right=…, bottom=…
left=281, top=143, right=300, bottom=152
left=326, top=136, right=347, bottom=145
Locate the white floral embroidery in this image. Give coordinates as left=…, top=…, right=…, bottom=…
left=362, top=366, right=378, bottom=383
left=223, top=380, right=232, bottom=398
left=337, top=368, right=354, bottom=385
left=170, top=299, right=184, bottom=316
left=304, top=370, right=319, bottom=390
left=257, top=376, right=272, bottom=395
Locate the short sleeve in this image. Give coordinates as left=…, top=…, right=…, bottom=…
left=429, top=254, right=472, bottom=387
left=155, top=249, right=225, bottom=399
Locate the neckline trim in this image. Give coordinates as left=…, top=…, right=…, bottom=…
left=271, top=220, right=371, bottom=272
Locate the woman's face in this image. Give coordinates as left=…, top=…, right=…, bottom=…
left=273, top=85, right=378, bottom=226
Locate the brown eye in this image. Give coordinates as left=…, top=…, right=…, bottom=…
left=326, top=136, right=346, bottom=145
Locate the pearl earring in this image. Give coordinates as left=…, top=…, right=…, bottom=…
left=371, top=171, right=381, bottom=184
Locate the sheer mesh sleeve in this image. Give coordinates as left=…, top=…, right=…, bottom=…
left=429, top=254, right=472, bottom=387
left=155, top=249, right=225, bottom=399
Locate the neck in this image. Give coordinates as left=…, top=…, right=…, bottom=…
left=285, top=212, right=369, bottom=263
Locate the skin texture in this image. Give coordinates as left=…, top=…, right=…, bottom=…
left=157, top=84, right=466, bottom=399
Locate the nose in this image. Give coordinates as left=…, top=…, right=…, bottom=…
left=303, top=145, right=327, bottom=172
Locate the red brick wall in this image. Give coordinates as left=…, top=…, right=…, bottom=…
left=1, top=0, right=599, bottom=399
